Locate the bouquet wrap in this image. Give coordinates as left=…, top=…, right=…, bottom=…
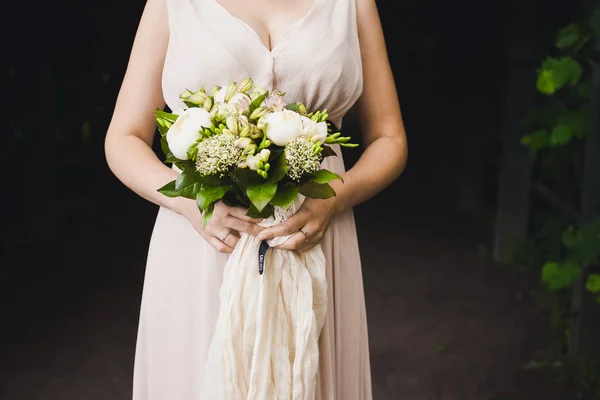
left=200, top=196, right=327, bottom=400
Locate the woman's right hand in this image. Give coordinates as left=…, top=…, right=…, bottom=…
left=177, top=199, right=265, bottom=253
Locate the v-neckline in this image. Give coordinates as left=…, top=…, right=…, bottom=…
left=208, top=0, right=321, bottom=55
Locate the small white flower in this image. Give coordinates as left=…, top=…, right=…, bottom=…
left=234, top=137, right=253, bottom=149
left=228, top=93, right=251, bottom=112
left=259, top=148, right=270, bottom=162
left=285, top=137, right=322, bottom=180
left=214, top=85, right=228, bottom=104
left=263, top=109, right=304, bottom=146
left=195, top=133, right=242, bottom=176
left=166, top=108, right=212, bottom=160
left=246, top=154, right=261, bottom=171
left=300, top=116, right=328, bottom=143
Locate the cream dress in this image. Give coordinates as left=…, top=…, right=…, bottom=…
left=132, top=0, right=372, bottom=398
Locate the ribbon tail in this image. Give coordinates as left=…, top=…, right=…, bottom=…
left=258, top=240, right=270, bottom=275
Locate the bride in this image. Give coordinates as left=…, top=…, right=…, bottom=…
left=104, top=0, right=407, bottom=398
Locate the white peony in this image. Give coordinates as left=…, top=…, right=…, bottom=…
left=214, top=85, right=228, bottom=104
left=166, top=108, right=212, bottom=160
left=172, top=107, right=186, bottom=116
left=263, top=109, right=304, bottom=146
left=300, top=116, right=328, bottom=143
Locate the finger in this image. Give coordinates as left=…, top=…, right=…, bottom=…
left=224, top=216, right=264, bottom=236
left=275, top=231, right=311, bottom=250
left=219, top=228, right=240, bottom=248
left=206, top=236, right=234, bottom=254
left=229, top=207, right=265, bottom=223
left=258, top=212, right=308, bottom=241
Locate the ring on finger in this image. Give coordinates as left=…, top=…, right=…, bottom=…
left=298, top=228, right=310, bottom=242
left=222, top=229, right=232, bottom=242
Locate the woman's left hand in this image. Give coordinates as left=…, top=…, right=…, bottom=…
left=257, top=197, right=338, bottom=251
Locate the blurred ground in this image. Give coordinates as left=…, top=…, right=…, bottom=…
left=0, top=165, right=575, bottom=400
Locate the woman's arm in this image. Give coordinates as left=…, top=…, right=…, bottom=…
left=258, top=0, right=407, bottom=248
left=104, top=0, right=177, bottom=209
left=105, top=0, right=263, bottom=253
left=328, top=0, right=408, bottom=213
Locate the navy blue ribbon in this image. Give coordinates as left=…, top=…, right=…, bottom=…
left=258, top=240, right=270, bottom=275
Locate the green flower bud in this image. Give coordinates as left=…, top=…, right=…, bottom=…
left=222, top=128, right=233, bottom=136
left=226, top=115, right=238, bottom=134
left=225, top=82, right=238, bottom=102
left=235, top=137, right=253, bottom=149
left=244, top=144, right=257, bottom=155
left=312, top=111, right=321, bottom=121
left=179, top=89, right=193, bottom=99
left=212, top=86, right=221, bottom=98
left=250, top=128, right=262, bottom=140
left=259, top=170, right=268, bottom=179
left=264, top=140, right=272, bottom=147
left=320, top=111, right=329, bottom=122
left=240, top=126, right=251, bottom=137
left=298, top=103, right=307, bottom=115
left=263, top=163, right=270, bottom=172
left=188, top=93, right=207, bottom=105
left=214, top=128, right=222, bottom=135
left=203, top=97, right=213, bottom=111
left=237, top=158, right=248, bottom=168
left=199, top=86, right=206, bottom=94
left=238, top=78, right=253, bottom=93
left=249, top=107, right=267, bottom=120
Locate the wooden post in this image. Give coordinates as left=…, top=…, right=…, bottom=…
left=493, top=26, right=536, bottom=262
left=570, top=35, right=600, bottom=360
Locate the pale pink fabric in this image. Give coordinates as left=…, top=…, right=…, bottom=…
left=133, top=0, right=372, bottom=398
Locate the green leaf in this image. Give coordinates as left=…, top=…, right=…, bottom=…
left=586, top=274, right=600, bottom=294
left=196, top=185, right=231, bottom=212
left=590, top=5, right=600, bottom=35
left=557, top=107, right=588, bottom=139
left=154, top=109, right=179, bottom=123
left=270, top=185, right=298, bottom=207
left=537, top=57, right=583, bottom=95
left=157, top=180, right=180, bottom=197
left=246, top=182, right=278, bottom=212
left=299, top=182, right=336, bottom=199
left=202, top=202, right=214, bottom=228
left=267, top=153, right=289, bottom=183
left=556, top=23, right=581, bottom=50
left=549, top=124, right=573, bottom=146
left=321, top=145, right=338, bottom=158
left=234, top=167, right=265, bottom=190
left=175, top=170, right=201, bottom=199
left=520, top=130, right=549, bottom=150
left=246, top=203, right=274, bottom=219
left=310, top=169, right=343, bottom=184
left=156, top=121, right=169, bottom=136
left=562, top=218, right=600, bottom=267
left=248, top=93, right=267, bottom=115
left=285, top=102, right=304, bottom=113
left=541, top=261, right=580, bottom=291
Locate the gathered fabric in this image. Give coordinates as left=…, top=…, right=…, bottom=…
left=200, top=197, right=328, bottom=399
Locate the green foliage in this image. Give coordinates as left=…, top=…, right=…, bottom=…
left=511, top=3, right=600, bottom=393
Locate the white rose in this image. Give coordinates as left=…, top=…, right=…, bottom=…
left=300, top=116, right=328, bottom=143
left=264, top=109, right=304, bottom=146
left=166, top=108, right=212, bottom=160
left=228, top=93, right=251, bottom=112
left=214, top=85, right=228, bottom=104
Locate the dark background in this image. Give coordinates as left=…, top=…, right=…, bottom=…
left=0, top=0, right=590, bottom=398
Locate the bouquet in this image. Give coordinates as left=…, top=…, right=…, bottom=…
left=154, top=78, right=357, bottom=226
